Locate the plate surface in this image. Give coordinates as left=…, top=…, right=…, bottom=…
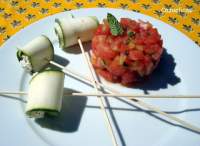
left=0, top=8, right=200, bottom=146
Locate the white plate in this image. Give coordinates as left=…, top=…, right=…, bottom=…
left=0, top=8, right=200, bottom=146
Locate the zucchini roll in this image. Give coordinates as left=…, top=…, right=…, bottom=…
left=54, top=16, right=99, bottom=49
left=17, top=35, right=54, bottom=73
left=26, top=69, right=65, bottom=118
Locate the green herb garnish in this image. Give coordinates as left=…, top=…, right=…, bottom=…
left=127, top=31, right=135, bottom=37
left=16, top=50, right=23, bottom=61
left=107, top=13, right=123, bottom=36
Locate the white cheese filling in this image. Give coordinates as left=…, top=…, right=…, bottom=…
left=28, top=111, right=45, bottom=118
left=19, top=55, right=32, bottom=72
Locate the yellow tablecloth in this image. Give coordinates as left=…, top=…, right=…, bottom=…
left=0, top=0, right=199, bottom=46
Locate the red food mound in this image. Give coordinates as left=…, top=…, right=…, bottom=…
left=91, top=18, right=163, bottom=86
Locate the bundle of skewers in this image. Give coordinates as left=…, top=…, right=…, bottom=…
left=1, top=13, right=200, bottom=146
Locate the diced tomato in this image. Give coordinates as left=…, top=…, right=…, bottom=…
left=124, top=58, right=133, bottom=66
left=142, top=56, right=154, bottom=75
left=129, top=50, right=144, bottom=60
left=120, top=18, right=131, bottom=27
left=129, top=22, right=140, bottom=32
left=158, top=39, right=163, bottom=46
left=145, top=61, right=154, bottom=75
left=96, top=69, right=113, bottom=82
left=108, top=57, right=127, bottom=76
left=135, top=45, right=144, bottom=51
left=97, top=69, right=119, bottom=82
left=95, top=24, right=110, bottom=35
left=144, top=44, right=160, bottom=55
left=148, top=28, right=159, bottom=37
left=96, top=43, right=118, bottom=59
left=130, top=61, right=145, bottom=76
left=113, top=35, right=128, bottom=43
left=92, top=48, right=98, bottom=57
left=120, top=18, right=140, bottom=32
left=91, top=56, right=106, bottom=69
left=92, top=35, right=106, bottom=49
left=92, top=35, right=118, bottom=59
left=152, top=48, right=163, bottom=60
left=119, top=44, right=128, bottom=52
left=121, top=71, right=138, bottom=86
left=91, top=55, right=98, bottom=68
left=135, top=35, right=145, bottom=45
left=92, top=17, right=163, bottom=86
left=144, top=37, right=158, bottom=45
left=145, top=28, right=161, bottom=45
left=106, top=36, right=120, bottom=51
left=128, top=41, right=136, bottom=49
left=138, top=20, right=152, bottom=30
left=143, top=55, right=151, bottom=66
left=95, top=25, right=103, bottom=35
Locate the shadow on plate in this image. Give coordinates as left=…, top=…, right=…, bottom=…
left=47, top=54, right=70, bottom=70
left=62, top=41, right=91, bottom=54
left=114, top=97, right=200, bottom=135
left=85, top=104, right=200, bottom=114
left=35, top=88, right=87, bottom=133
left=54, top=54, right=70, bottom=66
left=133, top=49, right=181, bottom=94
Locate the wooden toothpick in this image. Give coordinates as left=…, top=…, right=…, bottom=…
left=3, top=55, right=199, bottom=133
left=78, top=38, right=118, bottom=146
left=52, top=50, right=200, bottom=133
left=1, top=91, right=200, bottom=99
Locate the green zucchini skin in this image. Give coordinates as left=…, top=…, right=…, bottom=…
left=89, top=16, right=99, bottom=26
left=55, top=19, right=65, bottom=49
left=16, top=35, right=54, bottom=73
left=29, top=68, right=63, bottom=83
left=26, top=109, right=59, bottom=118
left=54, top=16, right=99, bottom=49
left=16, top=50, right=23, bottom=61
left=54, top=13, right=75, bottom=48
left=42, top=35, right=54, bottom=61
left=26, top=70, right=65, bottom=118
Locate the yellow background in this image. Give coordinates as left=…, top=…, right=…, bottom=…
left=0, top=0, right=199, bottom=46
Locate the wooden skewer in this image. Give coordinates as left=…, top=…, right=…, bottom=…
left=51, top=53, right=200, bottom=133
left=0, top=91, right=27, bottom=95
left=132, top=99, right=200, bottom=133
left=1, top=68, right=200, bottom=133
left=1, top=94, right=200, bottom=133
left=1, top=91, right=200, bottom=99
left=2, top=60, right=198, bottom=98
left=49, top=61, right=200, bottom=99
left=77, top=38, right=118, bottom=146
left=12, top=54, right=199, bottom=133
left=73, top=93, right=200, bottom=98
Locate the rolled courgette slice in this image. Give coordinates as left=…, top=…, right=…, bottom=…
left=16, top=35, right=54, bottom=73
left=54, top=16, right=99, bottom=49
left=26, top=69, right=65, bottom=118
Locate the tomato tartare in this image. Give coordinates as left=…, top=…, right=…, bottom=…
left=91, top=17, right=163, bottom=86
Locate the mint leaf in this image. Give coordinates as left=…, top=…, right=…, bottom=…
left=107, top=13, right=123, bottom=36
